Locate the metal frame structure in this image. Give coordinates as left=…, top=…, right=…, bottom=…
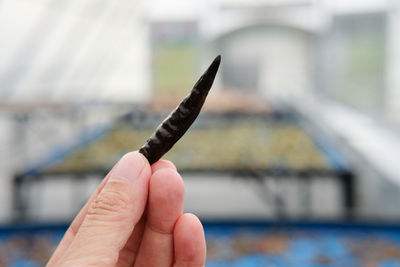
left=12, top=110, right=356, bottom=222
left=13, top=168, right=355, bottom=222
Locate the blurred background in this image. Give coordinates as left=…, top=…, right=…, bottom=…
left=2, top=0, right=400, bottom=265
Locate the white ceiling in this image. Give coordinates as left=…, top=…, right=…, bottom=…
left=0, top=0, right=150, bottom=103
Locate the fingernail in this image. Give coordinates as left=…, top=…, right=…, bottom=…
left=110, top=152, right=145, bottom=182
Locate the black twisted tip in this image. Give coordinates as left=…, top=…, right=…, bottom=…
left=139, top=55, right=221, bottom=165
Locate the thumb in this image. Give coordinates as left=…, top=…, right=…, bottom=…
left=59, top=152, right=151, bottom=266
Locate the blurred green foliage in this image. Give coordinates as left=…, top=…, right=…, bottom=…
left=45, top=117, right=330, bottom=173
left=330, top=14, right=386, bottom=112
left=153, top=41, right=197, bottom=95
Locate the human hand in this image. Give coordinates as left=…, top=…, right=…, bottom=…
left=46, top=151, right=206, bottom=267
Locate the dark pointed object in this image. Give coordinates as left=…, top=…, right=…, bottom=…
left=139, top=55, right=221, bottom=164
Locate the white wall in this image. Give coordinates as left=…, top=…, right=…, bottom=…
left=258, top=31, right=312, bottom=102
left=386, top=1, right=400, bottom=122
left=219, top=27, right=312, bottom=102
left=0, top=116, right=12, bottom=222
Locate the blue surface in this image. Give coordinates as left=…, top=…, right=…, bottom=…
left=204, top=222, right=400, bottom=266
left=2, top=221, right=400, bottom=266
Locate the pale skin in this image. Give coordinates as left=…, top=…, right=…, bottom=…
left=47, top=151, right=206, bottom=267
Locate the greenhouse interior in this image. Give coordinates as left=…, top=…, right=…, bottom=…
left=1, top=0, right=400, bottom=266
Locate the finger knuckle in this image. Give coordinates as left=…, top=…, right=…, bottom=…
left=88, top=186, right=130, bottom=217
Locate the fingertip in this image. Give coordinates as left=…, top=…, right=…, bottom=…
left=133, top=150, right=152, bottom=171
left=151, top=159, right=177, bottom=173
left=151, top=168, right=184, bottom=195
left=123, top=151, right=152, bottom=182
left=174, top=213, right=206, bottom=265
left=147, top=168, right=185, bottom=233
left=110, top=151, right=149, bottom=182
